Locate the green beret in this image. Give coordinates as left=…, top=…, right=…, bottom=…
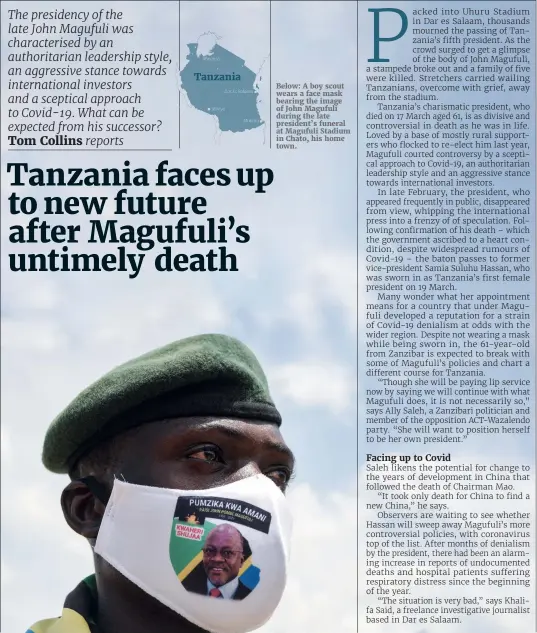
left=42, top=334, right=281, bottom=474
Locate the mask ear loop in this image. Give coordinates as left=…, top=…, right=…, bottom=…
left=78, top=476, right=112, bottom=505
left=78, top=474, right=128, bottom=505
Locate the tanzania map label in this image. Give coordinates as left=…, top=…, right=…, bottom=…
left=180, top=42, right=263, bottom=133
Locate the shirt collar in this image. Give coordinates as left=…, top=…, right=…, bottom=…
left=64, top=575, right=97, bottom=630
left=207, top=575, right=239, bottom=599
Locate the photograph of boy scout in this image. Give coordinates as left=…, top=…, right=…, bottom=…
left=28, top=333, right=295, bottom=633
left=182, top=523, right=253, bottom=599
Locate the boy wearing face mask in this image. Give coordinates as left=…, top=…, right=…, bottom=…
left=27, top=334, right=295, bottom=633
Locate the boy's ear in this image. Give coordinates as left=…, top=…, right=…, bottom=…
left=61, top=480, right=105, bottom=540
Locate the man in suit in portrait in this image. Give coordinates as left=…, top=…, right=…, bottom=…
left=183, top=524, right=252, bottom=600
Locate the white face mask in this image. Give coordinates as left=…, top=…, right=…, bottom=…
left=93, top=474, right=293, bottom=633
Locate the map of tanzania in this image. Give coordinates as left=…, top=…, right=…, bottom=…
left=180, top=39, right=264, bottom=133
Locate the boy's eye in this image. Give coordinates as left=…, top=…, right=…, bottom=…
left=265, top=468, right=292, bottom=490
left=186, top=447, right=223, bottom=463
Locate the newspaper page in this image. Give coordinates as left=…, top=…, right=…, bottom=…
left=0, top=2, right=357, bottom=632
left=358, top=1, right=536, bottom=632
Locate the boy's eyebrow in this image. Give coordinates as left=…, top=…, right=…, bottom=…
left=195, top=421, right=296, bottom=466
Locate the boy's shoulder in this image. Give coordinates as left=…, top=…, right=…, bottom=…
left=26, top=576, right=96, bottom=633
left=26, top=608, right=90, bottom=633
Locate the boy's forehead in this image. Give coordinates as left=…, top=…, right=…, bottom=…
left=144, top=417, right=293, bottom=459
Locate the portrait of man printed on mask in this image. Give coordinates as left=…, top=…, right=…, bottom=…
left=181, top=524, right=253, bottom=600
